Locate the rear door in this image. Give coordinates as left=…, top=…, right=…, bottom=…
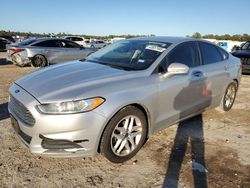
left=154, top=42, right=211, bottom=132
left=59, top=40, right=89, bottom=61
left=33, top=40, right=62, bottom=63
left=198, top=42, right=231, bottom=106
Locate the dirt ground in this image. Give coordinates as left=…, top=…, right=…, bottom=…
left=0, top=52, right=249, bottom=188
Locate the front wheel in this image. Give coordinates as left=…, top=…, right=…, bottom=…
left=221, top=82, right=237, bottom=111
left=100, top=106, right=147, bottom=163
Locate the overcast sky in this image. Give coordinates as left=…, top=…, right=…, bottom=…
left=1, top=0, right=250, bottom=36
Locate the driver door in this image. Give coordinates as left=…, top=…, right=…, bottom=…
left=154, top=42, right=211, bottom=133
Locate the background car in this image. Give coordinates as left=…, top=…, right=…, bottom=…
left=0, top=37, right=12, bottom=51
left=8, top=37, right=241, bottom=163
left=64, top=36, right=88, bottom=47
left=90, top=40, right=107, bottom=48
left=6, top=38, right=96, bottom=67
left=231, top=41, right=250, bottom=73
left=0, top=35, right=15, bottom=43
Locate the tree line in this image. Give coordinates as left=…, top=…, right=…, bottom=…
left=0, top=30, right=154, bottom=40
left=0, top=30, right=249, bottom=41
left=188, top=32, right=250, bottom=41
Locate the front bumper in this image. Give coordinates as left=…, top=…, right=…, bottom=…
left=8, top=83, right=106, bottom=157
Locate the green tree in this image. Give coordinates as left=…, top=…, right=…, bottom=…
left=192, top=32, right=202, bottom=38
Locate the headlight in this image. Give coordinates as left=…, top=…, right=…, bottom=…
left=37, top=97, right=105, bottom=114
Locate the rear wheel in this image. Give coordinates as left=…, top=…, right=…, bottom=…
left=31, top=55, right=47, bottom=67
left=100, top=106, right=147, bottom=163
left=220, top=82, right=237, bottom=111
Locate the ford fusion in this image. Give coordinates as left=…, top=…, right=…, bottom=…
left=8, top=37, right=241, bottom=163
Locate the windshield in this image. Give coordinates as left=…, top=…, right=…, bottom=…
left=86, top=40, right=171, bottom=71
left=241, top=42, right=250, bottom=50
left=17, top=38, right=37, bottom=46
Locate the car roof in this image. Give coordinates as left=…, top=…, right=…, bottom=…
left=14, top=37, right=76, bottom=47
left=130, top=36, right=207, bottom=44
left=65, top=36, right=84, bottom=38
left=28, top=37, right=74, bottom=44
left=34, top=37, right=67, bottom=41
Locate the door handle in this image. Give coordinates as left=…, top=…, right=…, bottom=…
left=192, top=71, right=203, bottom=78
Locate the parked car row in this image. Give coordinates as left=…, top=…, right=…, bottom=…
left=231, top=41, right=250, bottom=74
left=64, top=36, right=108, bottom=48
left=6, top=38, right=97, bottom=67
left=8, top=36, right=241, bottom=163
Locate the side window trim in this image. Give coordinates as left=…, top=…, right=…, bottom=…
left=198, top=41, right=225, bottom=65
left=153, top=41, right=201, bottom=74
left=166, top=41, right=201, bottom=67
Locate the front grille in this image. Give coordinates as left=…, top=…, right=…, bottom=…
left=9, top=95, right=35, bottom=126
left=10, top=115, right=32, bottom=144
left=241, top=58, right=250, bottom=65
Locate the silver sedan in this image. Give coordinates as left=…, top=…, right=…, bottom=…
left=8, top=37, right=241, bottom=163
left=6, top=38, right=96, bottom=67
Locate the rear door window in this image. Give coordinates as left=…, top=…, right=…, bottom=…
left=199, top=42, right=223, bottom=64
left=33, top=40, right=61, bottom=47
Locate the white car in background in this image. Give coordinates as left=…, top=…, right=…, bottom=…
left=64, top=36, right=88, bottom=47
left=90, top=40, right=107, bottom=48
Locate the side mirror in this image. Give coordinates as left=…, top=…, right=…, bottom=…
left=162, top=63, right=189, bottom=78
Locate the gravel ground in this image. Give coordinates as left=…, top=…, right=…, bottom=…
left=0, top=52, right=249, bottom=188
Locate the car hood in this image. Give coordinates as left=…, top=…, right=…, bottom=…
left=231, top=50, right=250, bottom=58
left=15, top=61, right=139, bottom=103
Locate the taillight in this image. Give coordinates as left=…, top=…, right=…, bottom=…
left=10, top=48, right=25, bottom=55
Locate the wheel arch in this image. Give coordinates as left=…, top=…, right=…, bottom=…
left=31, top=54, right=49, bottom=67
left=97, top=103, right=151, bottom=153
left=233, top=78, right=239, bottom=90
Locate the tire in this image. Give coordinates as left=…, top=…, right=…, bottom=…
left=90, top=45, right=94, bottom=48
left=31, top=55, right=47, bottom=67
left=219, top=82, right=237, bottom=112
left=100, top=106, right=147, bottom=163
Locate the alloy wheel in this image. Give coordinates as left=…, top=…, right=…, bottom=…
left=111, top=115, right=142, bottom=156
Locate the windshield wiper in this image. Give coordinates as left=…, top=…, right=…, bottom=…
left=87, top=59, right=134, bottom=71
left=86, top=59, right=138, bottom=71
left=104, top=63, right=133, bottom=71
